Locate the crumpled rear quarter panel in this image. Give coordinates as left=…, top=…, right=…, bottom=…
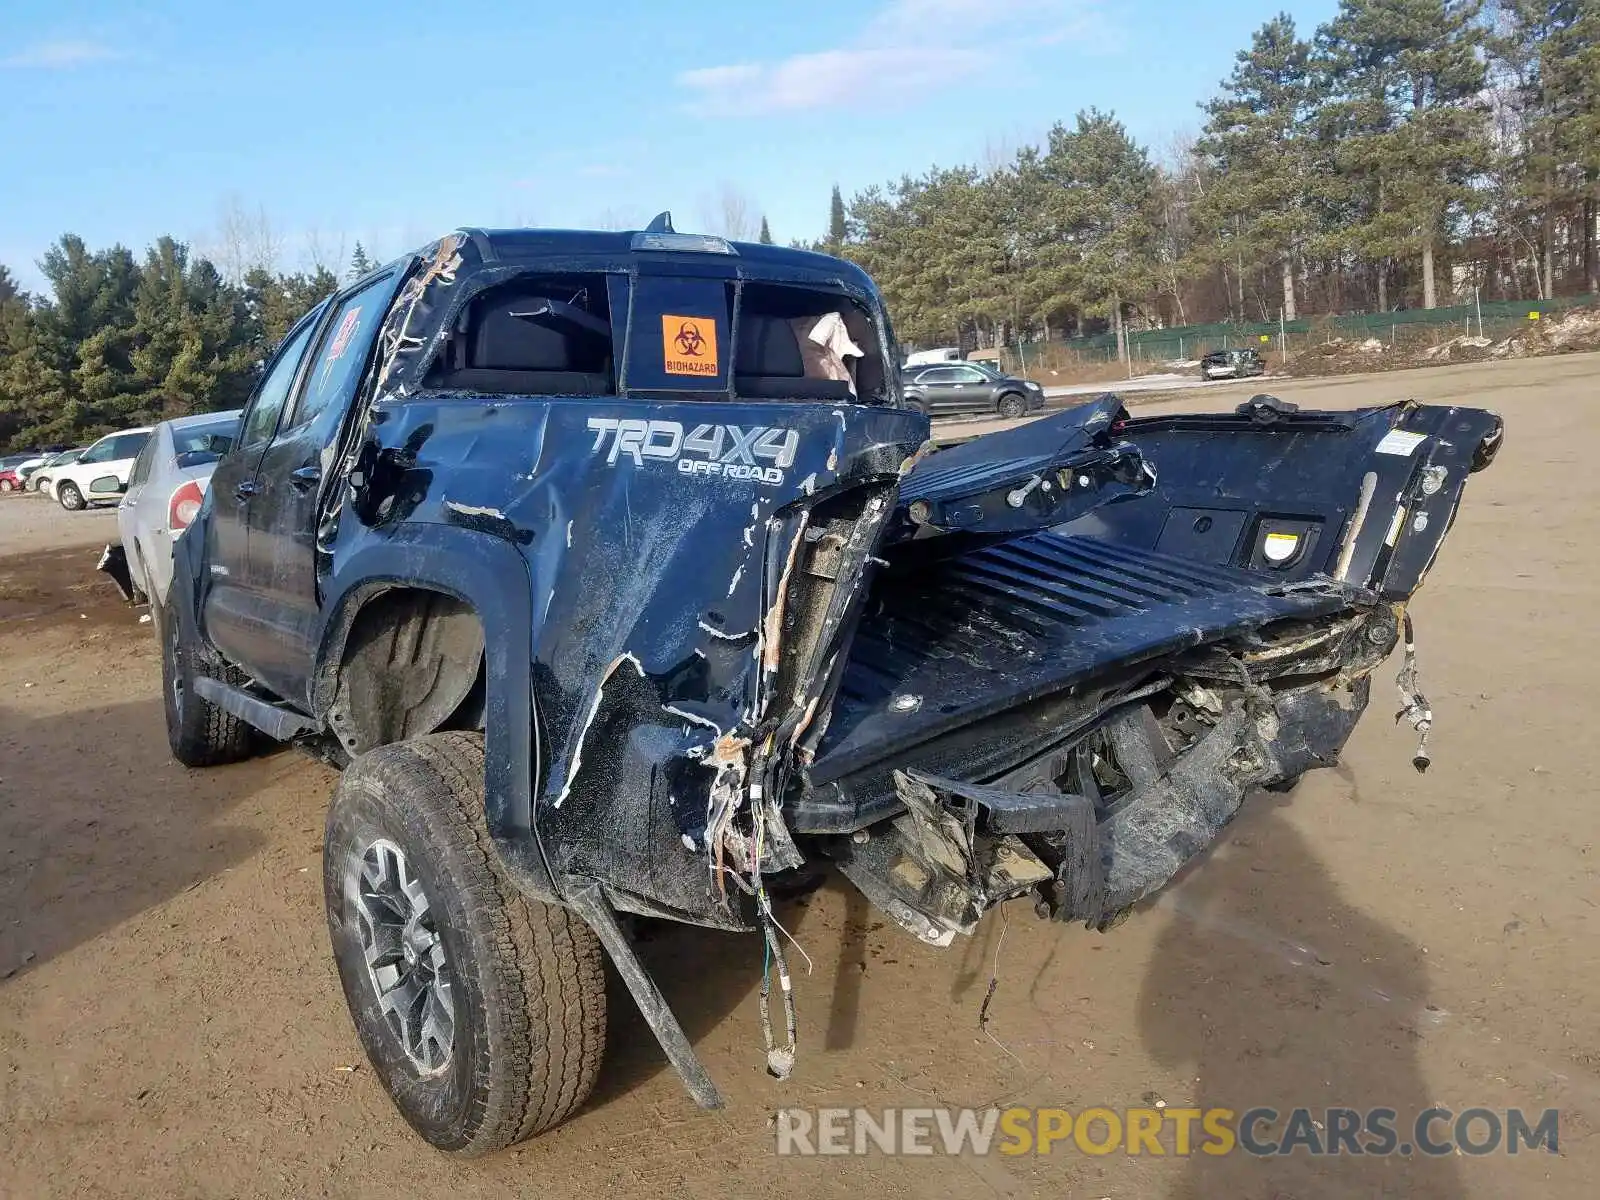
left=337, top=394, right=925, bottom=926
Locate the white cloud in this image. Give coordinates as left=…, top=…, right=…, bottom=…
left=676, top=0, right=1107, bottom=115
left=1, top=39, right=122, bottom=69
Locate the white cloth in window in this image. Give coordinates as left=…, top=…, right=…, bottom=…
left=791, top=312, right=864, bottom=394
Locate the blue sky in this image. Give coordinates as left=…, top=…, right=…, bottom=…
left=0, top=0, right=1338, bottom=292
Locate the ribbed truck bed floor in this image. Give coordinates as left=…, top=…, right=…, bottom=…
left=790, top=532, right=1356, bottom=832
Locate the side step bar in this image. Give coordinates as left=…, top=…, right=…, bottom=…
left=192, top=676, right=318, bottom=741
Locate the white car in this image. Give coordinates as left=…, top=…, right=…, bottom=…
left=104, top=410, right=242, bottom=608
left=50, top=427, right=155, bottom=511
left=29, top=447, right=87, bottom=493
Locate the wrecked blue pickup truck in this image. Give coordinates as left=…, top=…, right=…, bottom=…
left=140, top=218, right=1500, bottom=1155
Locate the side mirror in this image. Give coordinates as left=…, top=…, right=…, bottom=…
left=88, top=474, right=126, bottom=495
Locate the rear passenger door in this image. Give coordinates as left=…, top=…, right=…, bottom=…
left=947, top=365, right=997, bottom=413
left=918, top=366, right=986, bottom=414
left=239, top=269, right=404, bottom=704
left=914, top=366, right=961, bottom=413
left=202, top=306, right=326, bottom=669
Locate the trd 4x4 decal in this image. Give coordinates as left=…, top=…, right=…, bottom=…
left=587, top=417, right=800, bottom=485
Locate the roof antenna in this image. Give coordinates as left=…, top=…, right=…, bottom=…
left=644, top=211, right=675, bottom=234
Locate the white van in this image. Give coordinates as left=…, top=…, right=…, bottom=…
left=903, top=346, right=963, bottom=369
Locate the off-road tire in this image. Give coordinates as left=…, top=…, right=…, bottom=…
left=998, top=392, right=1026, bottom=419
left=57, top=481, right=84, bottom=511
left=324, top=732, right=607, bottom=1155
left=159, top=593, right=255, bottom=766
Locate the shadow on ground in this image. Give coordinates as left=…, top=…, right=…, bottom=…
left=0, top=696, right=272, bottom=979
left=1139, top=802, right=1463, bottom=1198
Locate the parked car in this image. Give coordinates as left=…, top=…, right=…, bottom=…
left=49, top=427, right=154, bottom=510
left=0, top=452, right=39, bottom=492
left=28, top=447, right=87, bottom=493
left=12, top=448, right=68, bottom=489
left=100, top=411, right=243, bottom=608
left=137, top=223, right=1499, bottom=1157
left=1199, top=347, right=1267, bottom=380
left=903, top=360, right=1046, bottom=418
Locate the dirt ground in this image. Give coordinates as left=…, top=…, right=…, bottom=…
left=2, top=353, right=1596, bottom=1198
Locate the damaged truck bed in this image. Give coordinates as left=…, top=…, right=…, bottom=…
left=143, top=219, right=1502, bottom=1154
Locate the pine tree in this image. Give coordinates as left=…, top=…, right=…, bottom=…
left=245, top=266, right=338, bottom=347
left=758, top=217, right=774, bottom=245
left=1036, top=110, right=1160, bottom=357
left=28, top=237, right=142, bottom=437
left=1500, top=0, right=1600, bottom=294
left=0, top=266, right=37, bottom=447
left=828, top=185, right=847, bottom=251
left=127, top=237, right=256, bottom=422
left=1317, top=0, right=1488, bottom=308
left=348, top=241, right=376, bottom=280
left=1197, top=15, right=1318, bottom=320
left=1549, top=0, right=1600, bottom=291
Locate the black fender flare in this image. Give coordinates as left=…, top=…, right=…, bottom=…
left=312, top=522, right=557, bottom=899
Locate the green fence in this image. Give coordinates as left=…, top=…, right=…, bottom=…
left=1002, top=293, right=1597, bottom=373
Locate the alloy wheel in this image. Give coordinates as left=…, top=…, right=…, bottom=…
left=346, top=838, right=456, bottom=1073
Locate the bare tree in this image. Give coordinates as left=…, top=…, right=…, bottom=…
left=593, top=206, right=648, bottom=231
left=697, top=183, right=759, bottom=240
left=214, top=194, right=282, bottom=281
left=301, top=227, right=349, bottom=278
left=980, top=133, right=1017, bottom=178
left=1151, top=132, right=1204, bottom=326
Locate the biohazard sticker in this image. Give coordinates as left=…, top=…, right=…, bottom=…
left=662, top=315, right=718, bottom=377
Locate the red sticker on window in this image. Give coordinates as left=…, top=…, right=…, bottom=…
left=327, top=307, right=362, bottom=362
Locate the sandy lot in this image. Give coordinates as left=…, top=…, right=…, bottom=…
left=2, top=353, right=1596, bottom=1198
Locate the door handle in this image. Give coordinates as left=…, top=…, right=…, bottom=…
left=289, top=465, right=321, bottom=492
left=234, top=479, right=260, bottom=501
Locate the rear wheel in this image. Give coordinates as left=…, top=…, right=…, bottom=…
left=998, top=393, right=1026, bottom=419
left=324, top=733, right=607, bottom=1155
left=0, top=479, right=13, bottom=493
left=57, top=481, right=84, bottom=511
left=159, top=593, right=255, bottom=766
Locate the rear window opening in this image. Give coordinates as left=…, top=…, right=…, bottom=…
left=731, top=282, right=887, bottom=404
left=424, top=273, right=616, bottom=396
left=419, top=271, right=889, bottom=404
